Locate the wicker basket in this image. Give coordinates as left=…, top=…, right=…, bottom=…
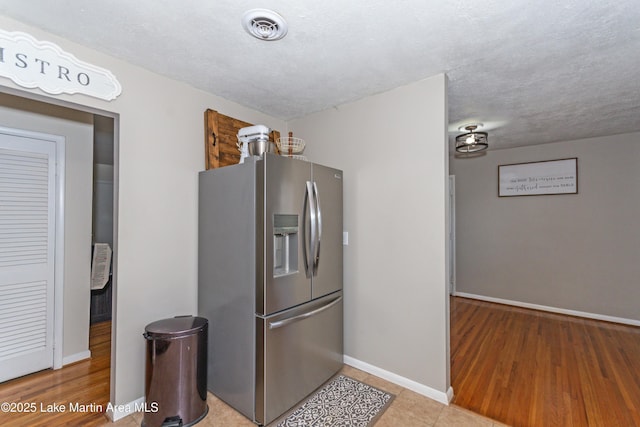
left=276, top=137, right=305, bottom=154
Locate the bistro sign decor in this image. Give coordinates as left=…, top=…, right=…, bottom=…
left=0, top=29, right=121, bottom=101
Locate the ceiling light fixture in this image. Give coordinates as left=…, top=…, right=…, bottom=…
left=242, top=9, right=288, bottom=41
left=455, top=124, right=488, bottom=153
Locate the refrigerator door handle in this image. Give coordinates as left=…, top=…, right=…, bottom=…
left=303, top=181, right=317, bottom=278
left=268, top=296, right=342, bottom=330
left=312, top=181, right=322, bottom=275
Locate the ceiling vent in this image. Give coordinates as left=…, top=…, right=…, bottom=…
left=242, top=9, right=288, bottom=41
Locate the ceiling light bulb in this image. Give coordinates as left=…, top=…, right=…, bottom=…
left=466, top=135, right=475, bottom=144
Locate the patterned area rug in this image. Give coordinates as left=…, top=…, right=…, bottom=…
left=276, top=375, right=394, bottom=427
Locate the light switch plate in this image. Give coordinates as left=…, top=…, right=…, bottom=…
left=343, top=231, right=349, bottom=245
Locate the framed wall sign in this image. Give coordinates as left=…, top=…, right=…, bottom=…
left=498, top=158, right=578, bottom=197
left=0, top=30, right=122, bottom=101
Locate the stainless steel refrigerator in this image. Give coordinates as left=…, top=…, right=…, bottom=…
left=198, top=153, right=343, bottom=425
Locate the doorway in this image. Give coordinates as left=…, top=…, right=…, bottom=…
left=0, top=87, right=118, bottom=404
left=90, top=115, right=114, bottom=324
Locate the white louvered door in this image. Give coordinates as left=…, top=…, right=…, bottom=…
left=0, top=128, right=57, bottom=383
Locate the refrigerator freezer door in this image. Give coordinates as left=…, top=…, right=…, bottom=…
left=256, top=291, right=343, bottom=425
left=263, top=154, right=312, bottom=315
left=311, top=164, right=343, bottom=299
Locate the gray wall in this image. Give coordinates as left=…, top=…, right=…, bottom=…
left=451, top=132, right=640, bottom=321
left=290, top=75, right=450, bottom=397
left=92, top=163, right=114, bottom=247
left=93, top=115, right=115, bottom=247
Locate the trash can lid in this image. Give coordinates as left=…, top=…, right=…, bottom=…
left=144, top=315, right=208, bottom=339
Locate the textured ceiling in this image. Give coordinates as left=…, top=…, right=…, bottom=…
left=1, top=1, right=639, bottom=151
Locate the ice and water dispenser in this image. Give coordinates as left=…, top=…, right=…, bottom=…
left=273, top=214, right=298, bottom=277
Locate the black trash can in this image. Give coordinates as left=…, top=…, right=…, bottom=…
left=142, top=316, right=208, bottom=427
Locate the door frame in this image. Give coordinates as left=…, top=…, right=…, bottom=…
left=448, top=175, right=456, bottom=295
left=0, top=85, right=119, bottom=399
left=53, top=131, right=65, bottom=370
left=0, top=125, right=66, bottom=370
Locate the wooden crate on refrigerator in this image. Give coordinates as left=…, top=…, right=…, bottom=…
left=204, top=109, right=280, bottom=169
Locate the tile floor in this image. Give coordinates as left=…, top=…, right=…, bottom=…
left=108, top=365, right=504, bottom=427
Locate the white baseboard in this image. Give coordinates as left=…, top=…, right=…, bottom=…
left=105, top=396, right=145, bottom=422
left=454, top=292, right=640, bottom=327
left=343, top=355, right=453, bottom=405
left=109, top=359, right=456, bottom=422
left=62, top=350, right=91, bottom=366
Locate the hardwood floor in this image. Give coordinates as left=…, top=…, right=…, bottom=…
left=4, top=301, right=639, bottom=426
left=450, top=296, right=640, bottom=426
left=0, top=321, right=111, bottom=426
